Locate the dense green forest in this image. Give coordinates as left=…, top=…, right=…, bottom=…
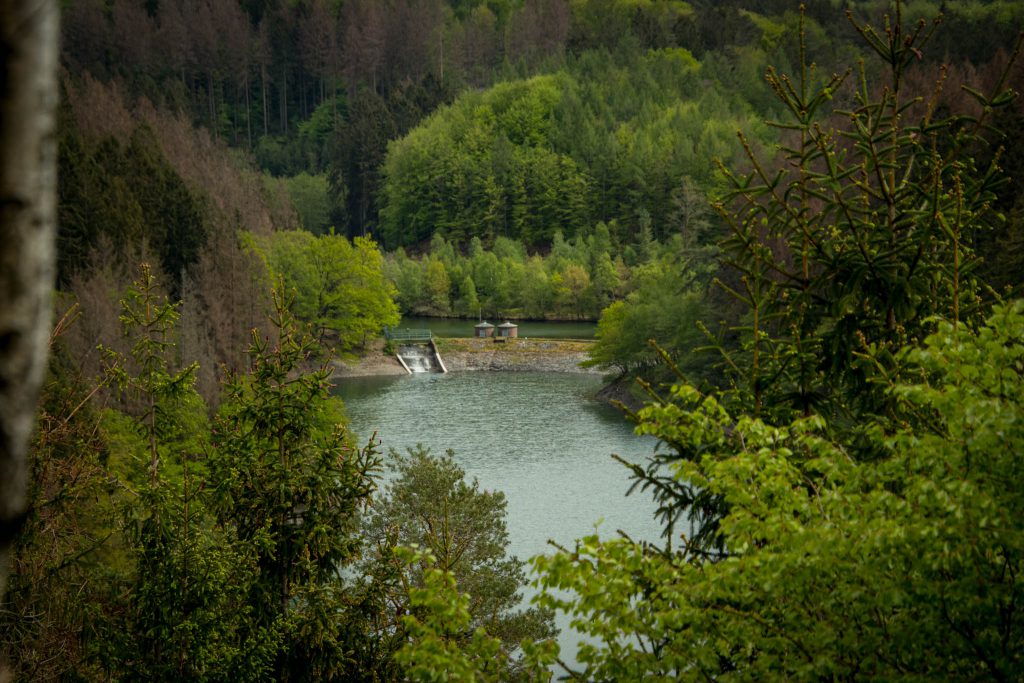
left=4, top=0, right=1024, bottom=680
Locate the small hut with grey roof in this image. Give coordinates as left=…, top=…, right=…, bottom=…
left=496, top=321, right=519, bottom=339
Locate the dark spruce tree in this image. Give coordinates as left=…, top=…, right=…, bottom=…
left=208, top=289, right=381, bottom=681
left=622, top=4, right=1021, bottom=556
left=100, top=265, right=274, bottom=680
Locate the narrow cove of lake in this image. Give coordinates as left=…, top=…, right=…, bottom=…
left=333, top=370, right=663, bottom=667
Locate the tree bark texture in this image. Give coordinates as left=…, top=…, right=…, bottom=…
left=0, top=0, right=58, bottom=596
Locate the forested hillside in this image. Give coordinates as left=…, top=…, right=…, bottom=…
left=58, top=0, right=1024, bottom=251
left=54, top=0, right=1024, bottom=338
left=3, top=0, right=1024, bottom=680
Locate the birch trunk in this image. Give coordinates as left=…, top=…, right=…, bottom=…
left=0, top=0, right=59, bottom=596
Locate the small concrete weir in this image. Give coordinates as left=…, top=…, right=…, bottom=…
left=397, top=344, right=434, bottom=373
left=386, top=326, right=447, bottom=374
left=396, top=343, right=447, bottom=374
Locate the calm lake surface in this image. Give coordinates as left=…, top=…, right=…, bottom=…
left=398, top=315, right=598, bottom=339
left=334, top=370, right=662, bottom=665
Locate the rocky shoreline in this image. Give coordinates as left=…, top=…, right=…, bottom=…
left=331, top=337, right=601, bottom=378
left=594, top=374, right=645, bottom=412
left=441, top=348, right=597, bottom=373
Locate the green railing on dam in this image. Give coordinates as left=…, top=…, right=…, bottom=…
left=384, top=327, right=432, bottom=342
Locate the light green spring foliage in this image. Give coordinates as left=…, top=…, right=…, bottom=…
left=533, top=301, right=1024, bottom=680
left=249, top=230, right=400, bottom=351
left=380, top=75, right=583, bottom=249
left=584, top=251, right=710, bottom=376
left=386, top=230, right=654, bottom=320
left=395, top=547, right=558, bottom=683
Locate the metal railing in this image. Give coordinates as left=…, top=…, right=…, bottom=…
left=384, top=327, right=432, bottom=342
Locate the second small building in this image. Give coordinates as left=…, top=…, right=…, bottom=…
left=496, top=321, right=519, bottom=339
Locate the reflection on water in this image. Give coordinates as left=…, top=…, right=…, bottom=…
left=334, top=371, right=662, bottom=668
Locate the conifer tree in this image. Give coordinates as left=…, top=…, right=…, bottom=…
left=713, top=6, right=1013, bottom=425
left=627, top=3, right=1022, bottom=552
left=101, top=264, right=272, bottom=680
left=209, top=289, right=381, bottom=681
left=529, top=7, right=1024, bottom=680
left=364, top=447, right=555, bottom=659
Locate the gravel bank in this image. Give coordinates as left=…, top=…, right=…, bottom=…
left=436, top=337, right=600, bottom=374
left=331, top=337, right=600, bottom=377
left=329, top=339, right=408, bottom=378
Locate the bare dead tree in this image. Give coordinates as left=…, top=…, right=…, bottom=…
left=0, top=0, right=59, bottom=597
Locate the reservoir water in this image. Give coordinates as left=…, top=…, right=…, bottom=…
left=334, top=370, right=662, bottom=665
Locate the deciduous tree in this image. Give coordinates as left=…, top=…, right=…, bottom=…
left=537, top=301, right=1024, bottom=680
left=364, top=447, right=556, bottom=668
left=0, top=0, right=59, bottom=597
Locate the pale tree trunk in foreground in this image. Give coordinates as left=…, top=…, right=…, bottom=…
left=0, top=0, right=59, bottom=597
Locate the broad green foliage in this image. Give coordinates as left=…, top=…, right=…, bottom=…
left=423, top=256, right=453, bottom=314
left=380, top=75, right=590, bottom=249
left=252, top=230, right=400, bottom=351
left=209, top=292, right=381, bottom=680
left=387, top=232, right=644, bottom=320
left=395, top=547, right=558, bottom=683
left=585, top=252, right=709, bottom=376
left=535, top=301, right=1024, bottom=680
left=582, top=178, right=723, bottom=379
left=363, top=447, right=556, bottom=662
